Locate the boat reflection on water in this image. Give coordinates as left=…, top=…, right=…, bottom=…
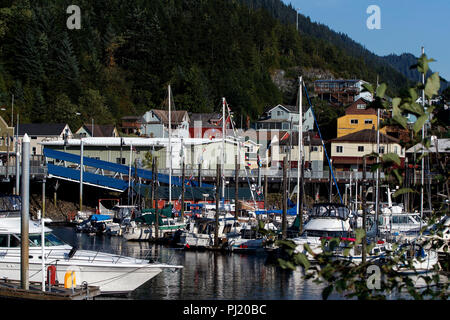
left=52, top=227, right=334, bottom=300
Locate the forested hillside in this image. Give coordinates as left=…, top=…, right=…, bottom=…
left=241, top=0, right=412, bottom=92
left=0, top=0, right=411, bottom=130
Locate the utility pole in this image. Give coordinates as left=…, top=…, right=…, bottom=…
left=21, top=134, right=30, bottom=290
left=15, top=114, right=20, bottom=195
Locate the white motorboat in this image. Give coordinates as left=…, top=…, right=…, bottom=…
left=178, top=217, right=242, bottom=249
left=225, top=227, right=266, bottom=253
left=290, top=203, right=352, bottom=262
left=0, top=217, right=182, bottom=294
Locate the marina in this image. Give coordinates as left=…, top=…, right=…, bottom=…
left=0, top=1, right=448, bottom=302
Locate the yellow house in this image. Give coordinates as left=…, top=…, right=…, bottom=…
left=337, top=98, right=387, bottom=138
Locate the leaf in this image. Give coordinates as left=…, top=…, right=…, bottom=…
left=276, top=239, right=297, bottom=250
left=322, top=285, right=334, bottom=300
left=393, top=188, right=415, bottom=198
left=294, top=252, right=310, bottom=270
left=355, top=228, right=365, bottom=245
left=382, top=153, right=401, bottom=165
left=392, top=169, right=403, bottom=185
left=393, top=114, right=408, bottom=129
left=424, top=72, right=440, bottom=98
left=376, top=83, right=387, bottom=99
left=412, top=114, right=428, bottom=134
left=362, top=83, right=374, bottom=94
left=408, top=88, right=418, bottom=102
left=416, top=53, right=436, bottom=75
left=392, top=98, right=408, bottom=128
left=400, top=102, right=424, bottom=117
left=303, top=243, right=315, bottom=256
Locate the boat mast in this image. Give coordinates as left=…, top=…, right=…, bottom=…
left=420, top=46, right=425, bottom=232
left=168, top=85, right=172, bottom=205
left=375, top=76, right=380, bottom=238
left=222, top=97, right=226, bottom=204
left=297, top=77, right=303, bottom=231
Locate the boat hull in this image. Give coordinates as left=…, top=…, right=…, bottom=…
left=0, top=248, right=179, bottom=294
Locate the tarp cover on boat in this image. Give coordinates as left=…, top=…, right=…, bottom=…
left=134, top=213, right=164, bottom=226
left=89, top=214, right=112, bottom=221
left=140, top=204, right=174, bottom=218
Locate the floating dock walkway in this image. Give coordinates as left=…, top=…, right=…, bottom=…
left=0, top=279, right=101, bottom=300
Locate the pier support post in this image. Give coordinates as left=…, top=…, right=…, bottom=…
left=79, top=138, right=84, bottom=212
left=21, top=134, right=30, bottom=290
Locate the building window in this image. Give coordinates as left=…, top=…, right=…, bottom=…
left=277, top=110, right=283, bottom=116
left=116, top=158, right=126, bottom=165
left=364, top=119, right=373, bottom=124
left=394, top=146, right=398, bottom=154
left=357, top=104, right=366, bottom=109
left=358, top=146, right=364, bottom=152
left=311, top=146, right=319, bottom=152
left=350, top=119, right=358, bottom=124
left=379, top=146, right=385, bottom=154
left=336, top=146, right=343, bottom=153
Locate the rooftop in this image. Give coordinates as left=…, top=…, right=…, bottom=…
left=17, top=123, right=68, bottom=136
left=330, top=129, right=400, bottom=144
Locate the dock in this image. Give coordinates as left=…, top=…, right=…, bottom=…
left=0, top=279, right=101, bottom=300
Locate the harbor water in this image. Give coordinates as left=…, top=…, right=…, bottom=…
left=51, top=227, right=339, bottom=300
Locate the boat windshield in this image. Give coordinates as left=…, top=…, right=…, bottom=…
left=310, top=204, right=349, bottom=220
left=28, top=233, right=67, bottom=247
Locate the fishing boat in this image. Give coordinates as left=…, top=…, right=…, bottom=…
left=0, top=217, right=182, bottom=294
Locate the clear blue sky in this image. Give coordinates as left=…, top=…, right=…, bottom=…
left=284, top=0, right=450, bottom=80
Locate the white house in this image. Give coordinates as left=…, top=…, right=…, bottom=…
left=17, top=123, right=72, bottom=156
